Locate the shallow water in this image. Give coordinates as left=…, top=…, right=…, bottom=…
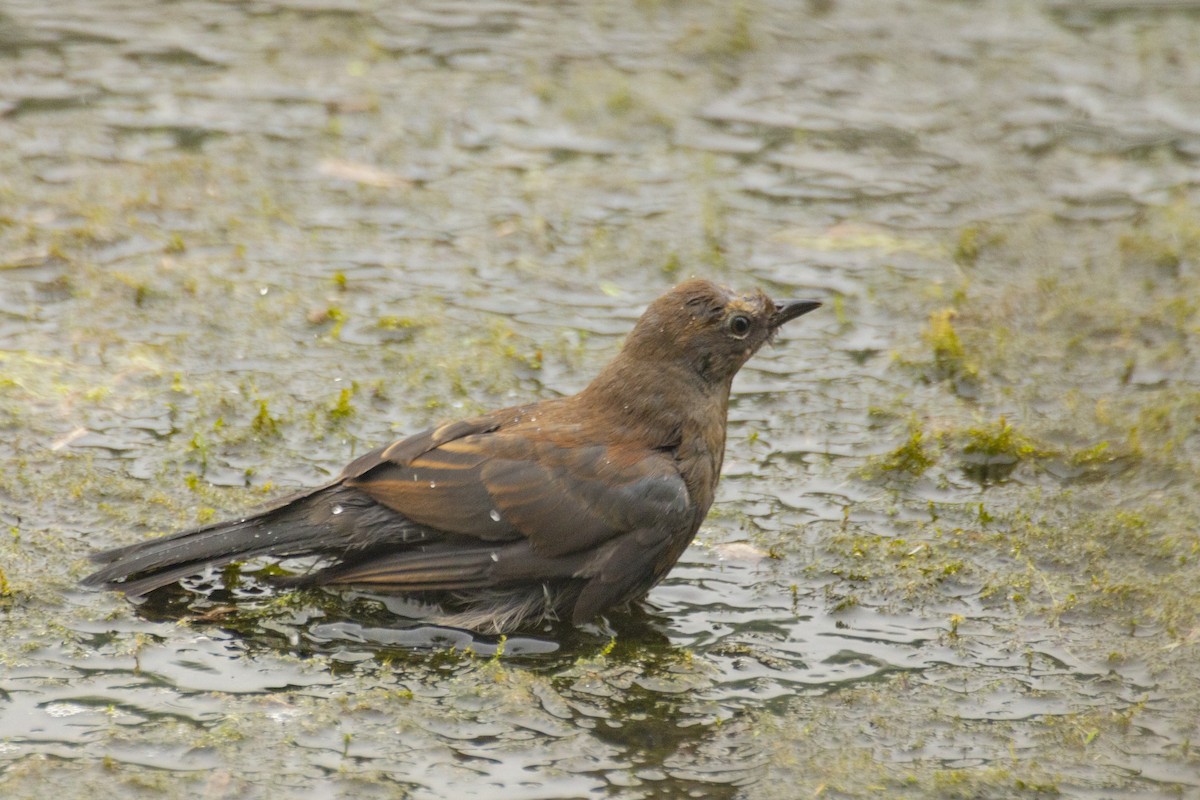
left=2, top=1, right=1199, bottom=797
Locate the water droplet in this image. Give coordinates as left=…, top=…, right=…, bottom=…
left=489, top=509, right=501, bottom=522
left=331, top=505, right=344, bottom=515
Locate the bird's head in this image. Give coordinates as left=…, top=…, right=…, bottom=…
left=623, top=279, right=821, bottom=384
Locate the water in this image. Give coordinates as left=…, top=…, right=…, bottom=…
left=2, top=0, right=1199, bottom=797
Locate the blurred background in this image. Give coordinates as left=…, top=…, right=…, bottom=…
left=1, top=1, right=1198, bottom=797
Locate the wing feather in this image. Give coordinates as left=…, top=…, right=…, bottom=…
left=346, top=431, right=690, bottom=558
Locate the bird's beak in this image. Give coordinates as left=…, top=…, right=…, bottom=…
left=770, top=299, right=822, bottom=328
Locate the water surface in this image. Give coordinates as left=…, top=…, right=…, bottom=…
left=2, top=1, right=1199, bottom=797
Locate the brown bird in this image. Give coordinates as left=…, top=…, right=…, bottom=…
left=83, top=279, right=820, bottom=632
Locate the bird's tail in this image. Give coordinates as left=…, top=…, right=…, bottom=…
left=82, top=486, right=337, bottom=597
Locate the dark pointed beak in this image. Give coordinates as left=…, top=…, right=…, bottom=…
left=770, top=299, right=822, bottom=328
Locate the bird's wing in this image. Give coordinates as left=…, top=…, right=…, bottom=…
left=338, top=414, right=505, bottom=481
left=343, top=425, right=691, bottom=560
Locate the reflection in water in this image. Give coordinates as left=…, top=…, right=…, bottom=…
left=1, top=546, right=1119, bottom=796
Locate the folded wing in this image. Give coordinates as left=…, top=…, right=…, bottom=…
left=320, top=421, right=693, bottom=614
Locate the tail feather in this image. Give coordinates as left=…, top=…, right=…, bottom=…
left=82, top=484, right=428, bottom=596
left=88, top=560, right=242, bottom=598
left=84, top=508, right=328, bottom=595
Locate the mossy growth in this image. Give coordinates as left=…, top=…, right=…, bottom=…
left=953, top=223, right=1005, bottom=268
left=661, top=251, right=682, bottom=275
left=922, top=308, right=978, bottom=387
left=489, top=319, right=544, bottom=372
left=876, top=417, right=939, bottom=477
left=605, top=83, right=634, bottom=116
left=1119, top=228, right=1182, bottom=273
left=328, top=383, right=358, bottom=422
left=1117, top=194, right=1200, bottom=277
left=187, top=431, right=209, bottom=473
left=959, top=416, right=1039, bottom=483
left=309, top=305, right=347, bottom=339
left=376, top=315, right=420, bottom=331
left=701, top=1, right=756, bottom=58
left=954, top=226, right=981, bottom=267
left=251, top=399, right=280, bottom=438
left=962, top=416, right=1038, bottom=461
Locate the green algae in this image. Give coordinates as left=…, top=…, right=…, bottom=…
left=874, top=416, right=938, bottom=477
left=922, top=307, right=977, bottom=384
left=1, top=2, right=1199, bottom=798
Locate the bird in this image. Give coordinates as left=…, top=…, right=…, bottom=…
left=83, top=279, right=821, bottom=633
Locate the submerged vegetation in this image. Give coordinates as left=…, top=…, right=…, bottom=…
left=842, top=201, right=1200, bottom=658
left=923, top=307, right=975, bottom=383
left=7, top=168, right=1197, bottom=800
left=1, top=1, right=1199, bottom=797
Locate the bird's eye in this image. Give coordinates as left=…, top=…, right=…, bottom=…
left=727, top=314, right=752, bottom=338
